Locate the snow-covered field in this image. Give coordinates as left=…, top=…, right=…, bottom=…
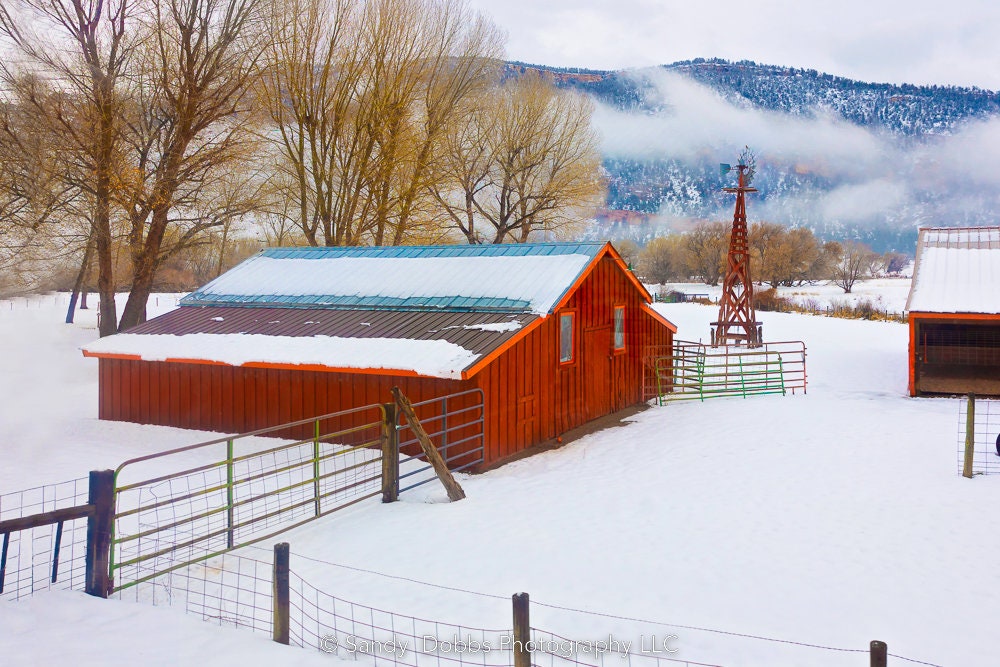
left=657, top=277, right=914, bottom=314
left=1, top=291, right=995, bottom=666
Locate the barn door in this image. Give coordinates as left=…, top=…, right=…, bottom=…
left=583, top=326, right=613, bottom=421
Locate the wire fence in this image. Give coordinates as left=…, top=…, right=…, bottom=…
left=529, top=628, right=723, bottom=667
left=0, top=293, right=182, bottom=313
left=957, top=396, right=1000, bottom=475
left=111, top=550, right=274, bottom=635
left=290, top=571, right=514, bottom=667
left=0, top=477, right=90, bottom=601
left=102, top=539, right=948, bottom=667
left=112, top=403, right=387, bottom=592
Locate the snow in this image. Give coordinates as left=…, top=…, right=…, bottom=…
left=82, top=332, right=480, bottom=379
left=907, top=247, right=1000, bottom=313
left=659, top=278, right=913, bottom=314
left=3, top=290, right=999, bottom=666
left=462, top=321, right=523, bottom=333
left=0, top=590, right=331, bottom=667
left=191, top=254, right=594, bottom=314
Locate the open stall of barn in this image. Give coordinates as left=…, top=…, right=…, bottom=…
left=906, top=227, right=1000, bottom=397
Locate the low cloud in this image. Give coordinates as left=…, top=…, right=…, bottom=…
left=592, top=69, right=1000, bottom=232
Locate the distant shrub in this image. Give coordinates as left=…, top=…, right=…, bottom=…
left=754, top=288, right=795, bottom=312
left=827, top=297, right=904, bottom=322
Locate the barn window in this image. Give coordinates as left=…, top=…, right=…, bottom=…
left=559, top=312, right=575, bottom=363
left=614, top=306, right=626, bottom=351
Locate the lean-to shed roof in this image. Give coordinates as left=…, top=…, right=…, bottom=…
left=905, top=227, right=1000, bottom=314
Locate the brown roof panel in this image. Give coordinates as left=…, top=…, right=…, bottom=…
left=124, top=306, right=539, bottom=363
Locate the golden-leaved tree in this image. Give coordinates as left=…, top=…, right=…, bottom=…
left=432, top=71, right=605, bottom=244
left=262, top=0, right=504, bottom=247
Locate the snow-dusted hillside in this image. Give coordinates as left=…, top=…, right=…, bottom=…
left=519, top=59, right=1000, bottom=251
left=1, top=292, right=995, bottom=666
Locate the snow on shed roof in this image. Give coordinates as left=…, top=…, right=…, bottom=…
left=182, top=243, right=607, bottom=314
left=84, top=333, right=480, bottom=379
left=905, top=227, right=1000, bottom=314
left=82, top=306, right=536, bottom=378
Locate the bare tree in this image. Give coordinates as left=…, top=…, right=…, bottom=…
left=367, top=0, right=502, bottom=245
left=636, top=235, right=686, bottom=284
left=748, top=222, right=831, bottom=287
left=263, top=0, right=502, bottom=247
left=881, top=251, right=909, bottom=276
left=262, top=0, right=365, bottom=246
left=115, top=0, right=270, bottom=329
left=830, top=240, right=877, bottom=293
left=0, top=80, right=80, bottom=289
left=433, top=71, right=604, bottom=244
left=2, top=0, right=137, bottom=335
left=683, top=220, right=729, bottom=286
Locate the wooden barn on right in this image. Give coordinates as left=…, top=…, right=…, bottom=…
left=906, top=226, right=1000, bottom=397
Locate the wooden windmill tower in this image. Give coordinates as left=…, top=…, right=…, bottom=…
left=711, top=148, right=762, bottom=347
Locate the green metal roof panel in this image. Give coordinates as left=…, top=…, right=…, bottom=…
left=182, top=243, right=606, bottom=314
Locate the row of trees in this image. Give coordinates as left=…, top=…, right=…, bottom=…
left=632, top=222, right=909, bottom=293
left=0, top=0, right=604, bottom=333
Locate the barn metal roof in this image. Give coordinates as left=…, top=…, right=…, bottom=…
left=906, top=227, right=1000, bottom=314
left=124, top=306, right=536, bottom=364
left=181, top=243, right=606, bottom=314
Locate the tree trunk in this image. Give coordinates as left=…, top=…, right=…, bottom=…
left=119, top=179, right=176, bottom=330
left=65, top=240, right=95, bottom=324
left=215, top=221, right=230, bottom=278
left=118, top=208, right=168, bottom=330
left=94, top=173, right=118, bottom=337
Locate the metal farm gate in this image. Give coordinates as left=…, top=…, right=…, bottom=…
left=644, top=340, right=807, bottom=404
left=109, top=389, right=483, bottom=592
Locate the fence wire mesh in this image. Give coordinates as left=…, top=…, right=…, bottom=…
left=529, top=628, right=723, bottom=667
left=957, top=397, right=1000, bottom=475
left=111, top=551, right=273, bottom=634
left=0, top=477, right=90, bottom=601
left=288, top=570, right=513, bottom=667
left=112, top=405, right=385, bottom=591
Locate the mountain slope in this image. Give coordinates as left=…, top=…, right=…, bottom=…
left=506, top=60, right=1000, bottom=252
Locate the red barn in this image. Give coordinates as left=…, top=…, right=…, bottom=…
left=906, top=227, right=1000, bottom=397
left=83, top=242, right=675, bottom=467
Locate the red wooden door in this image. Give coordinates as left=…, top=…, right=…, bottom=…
left=584, top=326, right=612, bottom=421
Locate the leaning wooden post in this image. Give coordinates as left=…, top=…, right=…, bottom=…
left=85, top=469, right=115, bottom=598
left=273, top=542, right=290, bottom=645
left=391, top=387, right=466, bottom=502
left=512, top=593, right=531, bottom=667
left=964, top=393, right=976, bottom=479
left=381, top=402, right=400, bottom=503
left=869, top=640, right=887, bottom=667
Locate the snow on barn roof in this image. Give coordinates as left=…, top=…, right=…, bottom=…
left=83, top=243, right=654, bottom=378
left=82, top=307, right=534, bottom=379
left=905, top=227, right=1000, bottom=314
left=181, top=243, right=608, bottom=314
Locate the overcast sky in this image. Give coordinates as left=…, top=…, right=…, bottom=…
left=467, top=0, right=1000, bottom=90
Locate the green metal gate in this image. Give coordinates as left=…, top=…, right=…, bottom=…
left=110, top=404, right=388, bottom=592
left=650, top=340, right=807, bottom=404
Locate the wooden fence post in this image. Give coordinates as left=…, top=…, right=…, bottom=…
left=382, top=402, right=400, bottom=503
left=870, top=640, right=887, bottom=667
left=85, top=469, right=115, bottom=598
left=273, top=542, right=290, bottom=645
left=512, top=593, right=531, bottom=667
left=964, top=393, right=976, bottom=479
left=391, top=387, right=466, bottom=502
